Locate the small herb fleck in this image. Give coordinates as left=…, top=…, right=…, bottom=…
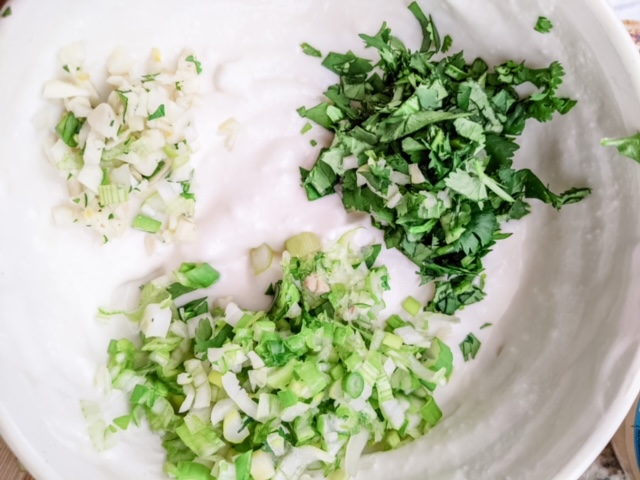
left=301, top=123, right=313, bottom=135
left=148, top=104, right=166, bottom=121
left=310, top=139, right=318, bottom=147
left=301, top=42, right=322, bottom=58
left=185, top=55, right=202, bottom=75
left=460, top=333, right=481, bottom=361
left=441, top=35, right=453, bottom=53
left=535, top=16, right=553, bottom=33
left=1, top=7, right=12, bottom=18
left=141, top=73, right=159, bottom=82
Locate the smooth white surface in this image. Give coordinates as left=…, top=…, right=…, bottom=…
left=0, top=0, right=639, bottom=479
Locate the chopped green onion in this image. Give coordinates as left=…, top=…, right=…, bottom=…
left=250, top=243, right=274, bottom=275
left=402, top=296, right=422, bottom=317
left=98, top=185, right=129, bottom=206
left=284, top=232, right=322, bottom=258
left=132, top=214, right=162, bottom=233
left=342, top=372, right=364, bottom=398
left=301, top=42, right=322, bottom=58
left=102, top=235, right=454, bottom=476
left=419, top=396, right=443, bottom=427
left=113, top=415, right=132, bottom=430
left=235, top=450, right=253, bottom=480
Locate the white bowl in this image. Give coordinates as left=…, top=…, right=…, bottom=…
left=1, top=0, right=639, bottom=479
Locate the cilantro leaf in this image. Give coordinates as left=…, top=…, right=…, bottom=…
left=408, top=2, right=441, bottom=53
left=535, top=16, right=553, bottom=34
left=148, top=104, right=165, bottom=121
left=56, top=112, right=84, bottom=148
left=601, top=133, right=640, bottom=164
left=460, top=333, right=481, bottom=361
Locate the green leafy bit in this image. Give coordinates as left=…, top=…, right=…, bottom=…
left=298, top=2, right=589, bottom=315
left=56, top=112, right=84, bottom=148
left=103, top=240, right=454, bottom=479
left=148, top=104, right=166, bottom=121
left=132, top=214, right=162, bottom=233
left=535, top=16, right=553, bottom=34
left=301, top=122, right=313, bottom=135
left=1, top=6, right=11, bottom=17
left=167, top=263, right=221, bottom=298
left=601, top=133, right=640, bottom=164
left=460, top=333, right=481, bottom=361
left=301, top=42, right=322, bottom=58
left=185, top=55, right=203, bottom=75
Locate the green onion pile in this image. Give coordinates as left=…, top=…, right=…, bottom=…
left=103, top=234, right=454, bottom=480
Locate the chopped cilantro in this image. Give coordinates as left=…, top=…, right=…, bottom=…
left=601, top=133, right=640, bottom=164
left=310, top=139, right=318, bottom=147
left=1, top=6, right=11, bottom=17
left=148, top=104, right=165, bottom=121
left=185, top=55, right=202, bottom=75
left=116, top=90, right=130, bottom=117
left=442, top=35, right=453, bottom=53
left=460, top=333, right=481, bottom=361
left=55, top=112, right=84, bottom=148
left=298, top=1, right=590, bottom=315
left=141, top=73, right=159, bottom=82
left=535, top=16, right=553, bottom=33
left=301, top=42, right=322, bottom=58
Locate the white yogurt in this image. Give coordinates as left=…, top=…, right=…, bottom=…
left=1, top=1, right=640, bottom=480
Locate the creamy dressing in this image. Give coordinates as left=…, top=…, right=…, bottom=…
left=1, top=1, right=640, bottom=480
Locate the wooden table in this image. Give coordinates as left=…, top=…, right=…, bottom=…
left=0, top=438, right=33, bottom=480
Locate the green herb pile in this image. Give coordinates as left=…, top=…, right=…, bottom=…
left=103, top=238, right=454, bottom=480
left=299, top=2, right=590, bottom=315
